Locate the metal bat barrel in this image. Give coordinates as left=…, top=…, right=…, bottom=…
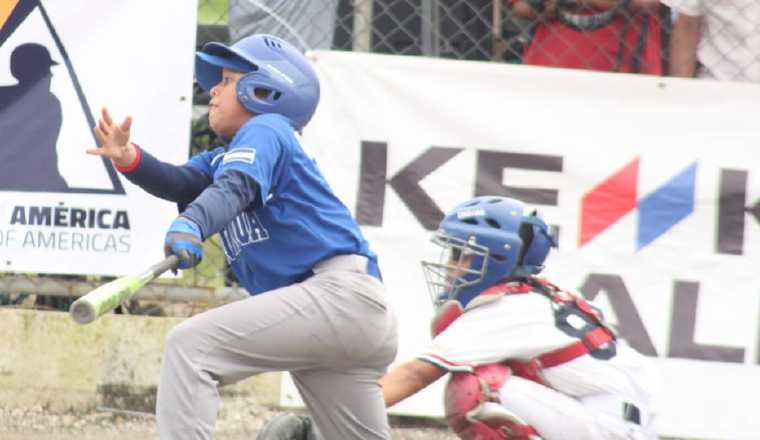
left=69, top=255, right=180, bottom=324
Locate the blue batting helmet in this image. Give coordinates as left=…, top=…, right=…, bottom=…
left=421, top=196, right=558, bottom=308
left=195, top=34, right=320, bottom=130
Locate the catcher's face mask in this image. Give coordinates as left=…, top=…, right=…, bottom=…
left=421, top=231, right=489, bottom=308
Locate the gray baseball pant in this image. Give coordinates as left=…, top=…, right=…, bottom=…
left=156, top=255, right=398, bottom=439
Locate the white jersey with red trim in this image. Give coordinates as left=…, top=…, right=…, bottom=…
left=419, top=287, right=658, bottom=410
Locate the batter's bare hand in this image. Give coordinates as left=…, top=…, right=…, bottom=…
left=87, top=107, right=136, bottom=167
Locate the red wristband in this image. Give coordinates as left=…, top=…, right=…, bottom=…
left=114, top=144, right=142, bottom=173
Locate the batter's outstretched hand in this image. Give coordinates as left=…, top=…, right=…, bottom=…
left=87, top=107, right=136, bottom=167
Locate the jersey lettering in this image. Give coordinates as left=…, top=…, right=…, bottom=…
left=219, top=211, right=269, bottom=261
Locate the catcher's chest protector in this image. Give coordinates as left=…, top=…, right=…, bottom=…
left=433, top=281, right=616, bottom=386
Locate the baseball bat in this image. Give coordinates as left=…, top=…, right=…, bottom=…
left=69, top=255, right=180, bottom=325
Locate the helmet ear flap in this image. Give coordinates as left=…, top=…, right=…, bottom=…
left=236, top=72, right=280, bottom=113
left=516, top=213, right=556, bottom=275
left=522, top=225, right=552, bottom=267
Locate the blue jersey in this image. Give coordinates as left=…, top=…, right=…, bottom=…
left=184, top=114, right=376, bottom=295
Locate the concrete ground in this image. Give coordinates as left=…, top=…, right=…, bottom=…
left=0, top=404, right=692, bottom=440
left=0, top=402, right=457, bottom=440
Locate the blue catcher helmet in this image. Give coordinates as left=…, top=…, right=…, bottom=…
left=421, top=196, right=558, bottom=308
left=195, top=34, right=320, bottom=130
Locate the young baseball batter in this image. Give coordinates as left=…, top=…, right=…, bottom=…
left=87, top=34, right=398, bottom=440
left=259, top=196, right=659, bottom=440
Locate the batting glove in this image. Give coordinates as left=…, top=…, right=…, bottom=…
left=164, top=217, right=203, bottom=270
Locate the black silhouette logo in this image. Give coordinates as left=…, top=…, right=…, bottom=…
left=0, top=42, right=66, bottom=191
left=0, top=0, right=124, bottom=194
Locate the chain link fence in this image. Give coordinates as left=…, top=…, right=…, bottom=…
left=2, top=0, right=758, bottom=314
left=199, top=0, right=760, bottom=80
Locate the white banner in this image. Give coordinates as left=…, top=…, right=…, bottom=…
left=0, top=0, right=196, bottom=275
left=282, top=51, right=760, bottom=440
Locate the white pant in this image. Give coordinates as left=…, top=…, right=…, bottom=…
left=155, top=259, right=398, bottom=440
left=498, top=377, right=656, bottom=440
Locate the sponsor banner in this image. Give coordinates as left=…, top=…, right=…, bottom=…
left=281, top=51, right=760, bottom=440
left=0, top=0, right=196, bottom=275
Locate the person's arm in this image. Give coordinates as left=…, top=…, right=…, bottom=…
left=180, top=169, right=261, bottom=239
left=669, top=12, right=701, bottom=77
left=162, top=168, right=261, bottom=270
left=115, top=146, right=212, bottom=205
left=87, top=107, right=210, bottom=204
left=380, top=359, right=447, bottom=407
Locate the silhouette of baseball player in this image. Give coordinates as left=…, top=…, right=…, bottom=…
left=0, top=43, right=68, bottom=192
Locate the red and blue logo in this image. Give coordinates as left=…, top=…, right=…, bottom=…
left=579, top=158, right=698, bottom=250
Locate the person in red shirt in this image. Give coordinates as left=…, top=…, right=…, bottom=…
left=509, top=0, right=664, bottom=74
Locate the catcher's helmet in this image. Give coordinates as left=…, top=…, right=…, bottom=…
left=422, top=196, right=557, bottom=308
left=195, top=34, right=320, bottom=130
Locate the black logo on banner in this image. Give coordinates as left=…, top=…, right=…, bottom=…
left=0, top=0, right=124, bottom=194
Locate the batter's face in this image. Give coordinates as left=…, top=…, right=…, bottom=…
left=208, top=68, right=254, bottom=138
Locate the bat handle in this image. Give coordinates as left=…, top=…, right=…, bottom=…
left=150, top=255, right=181, bottom=277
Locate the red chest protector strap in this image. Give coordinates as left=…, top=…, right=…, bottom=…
left=504, top=326, right=615, bottom=386
left=483, top=280, right=616, bottom=386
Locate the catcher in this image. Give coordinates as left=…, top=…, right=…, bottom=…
left=258, top=196, right=658, bottom=440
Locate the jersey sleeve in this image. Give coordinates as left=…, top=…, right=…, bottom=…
left=118, top=145, right=215, bottom=205
left=418, top=314, right=484, bottom=373
left=178, top=123, right=283, bottom=239
left=184, top=147, right=227, bottom=177
left=215, top=123, right=283, bottom=205
left=179, top=170, right=261, bottom=239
